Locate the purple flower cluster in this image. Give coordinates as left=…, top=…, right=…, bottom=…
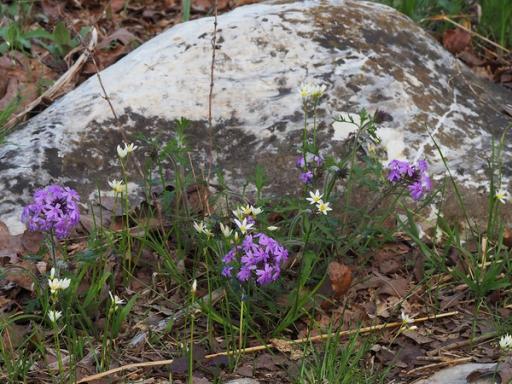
left=222, top=233, right=288, bottom=286
left=296, top=153, right=324, bottom=184
left=21, top=185, right=80, bottom=239
left=387, top=159, right=432, bottom=200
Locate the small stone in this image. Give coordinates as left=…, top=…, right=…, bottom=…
left=224, top=379, right=260, bottom=384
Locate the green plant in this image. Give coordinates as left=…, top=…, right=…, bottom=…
left=297, top=329, right=385, bottom=384
left=0, top=17, right=88, bottom=58
left=399, top=134, right=511, bottom=303
left=479, top=0, right=512, bottom=50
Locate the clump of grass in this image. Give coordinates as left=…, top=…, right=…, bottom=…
left=297, top=329, right=386, bottom=384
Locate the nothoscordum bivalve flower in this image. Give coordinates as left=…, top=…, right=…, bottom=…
left=108, top=179, right=125, bottom=194
left=48, top=268, right=71, bottom=294
left=193, top=221, right=206, bottom=234
left=298, top=82, right=326, bottom=100
left=21, top=184, right=80, bottom=239
left=109, top=291, right=125, bottom=311
left=117, top=142, right=138, bottom=158
left=316, top=200, right=332, bottom=215
left=48, top=310, right=62, bottom=323
left=500, top=334, right=512, bottom=351
left=400, top=310, right=414, bottom=325
left=193, top=221, right=213, bottom=238
left=234, top=218, right=254, bottom=235
left=220, top=223, right=233, bottom=238
left=495, top=190, right=508, bottom=204
left=222, top=233, right=288, bottom=286
left=306, top=190, right=323, bottom=205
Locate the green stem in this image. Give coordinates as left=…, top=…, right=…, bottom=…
left=239, top=298, right=244, bottom=351
left=188, top=294, right=195, bottom=384
left=120, top=158, right=133, bottom=275
left=312, top=100, right=318, bottom=151
left=302, top=102, right=308, bottom=169
left=49, top=230, right=57, bottom=271
left=53, top=323, right=64, bottom=377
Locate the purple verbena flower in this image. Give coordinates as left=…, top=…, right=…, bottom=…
left=21, top=184, right=80, bottom=239
left=295, top=156, right=306, bottom=169
left=408, top=181, right=424, bottom=201
left=313, top=155, right=324, bottom=166
left=299, top=171, right=314, bottom=184
left=222, top=232, right=288, bottom=286
left=222, top=266, right=233, bottom=277
left=256, top=263, right=274, bottom=285
left=387, top=159, right=432, bottom=201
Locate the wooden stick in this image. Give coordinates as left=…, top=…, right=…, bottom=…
left=426, top=331, right=496, bottom=356
left=78, top=310, right=458, bottom=383
left=406, top=356, right=472, bottom=376
left=3, top=28, right=98, bottom=132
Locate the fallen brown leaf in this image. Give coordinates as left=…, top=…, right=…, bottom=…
left=443, top=28, right=472, bottom=54
left=327, top=261, right=352, bottom=297
left=192, top=0, right=229, bottom=12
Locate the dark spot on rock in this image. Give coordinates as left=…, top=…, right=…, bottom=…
left=43, top=148, right=63, bottom=178
left=198, top=32, right=208, bottom=39
left=266, top=121, right=287, bottom=133
left=277, top=87, right=291, bottom=97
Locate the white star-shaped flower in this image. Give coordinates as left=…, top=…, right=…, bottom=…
left=48, top=310, right=62, bottom=323
left=310, top=84, right=326, bottom=98
left=117, top=142, right=138, bottom=158
left=500, top=334, right=512, bottom=351
left=234, top=218, right=254, bottom=234
left=298, top=82, right=326, bottom=99
left=306, top=190, right=323, bottom=205
left=251, top=206, right=263, bottom=216
left=232, top=208, right=244, bottom=221
left=193, top=221, right=205, bottom=234
left=109, top=291, right=125, bottom=309
left=400, top=310, right=414, bottom=325
left=316, top=200, right=332, bottom=215
left=48, top=276, right=71, bottom=294
left=495, top=190, right=508, bottom=204
left=108, top=179, right=125, bottom=194
left=220, top=223, right=233, bottom=238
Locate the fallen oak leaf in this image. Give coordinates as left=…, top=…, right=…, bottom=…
left=327, top=261, right=352, bottom=298
left=270, top=338, right=304, bottom=360
left=4, top=261, right=38, bottom=291
left=443, top=28, right=472, bottom=54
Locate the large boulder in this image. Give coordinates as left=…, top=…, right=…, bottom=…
left=1, top=0, right=512, bottom=234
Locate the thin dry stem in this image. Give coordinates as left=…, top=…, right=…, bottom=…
left=405, top=356, right=473, bottom=376
left=206, top=0, right=218, bottom=182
